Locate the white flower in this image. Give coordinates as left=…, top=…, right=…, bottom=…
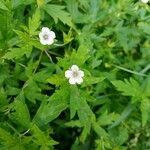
left=65, top=65, right=84, bottom=85
left=39, top=27, right=56, bottom=45
left=141, top=0, right=149, bottom=3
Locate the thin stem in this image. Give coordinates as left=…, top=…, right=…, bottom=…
left=20, top=129, right=30, bottom=137
left=7, top=122, right=20, bottom=136
left=33, top=51, right=43, bottom=74
left=48, top=50, right=61, bottom=57
left=20, top=51, right=43, bottom=93
left=7, top=123, right=30, bottom=138
left=53, top=43, right=66, bottom=47
left=140, top=64, right=150, bottom=74
left=44, top=49, right=54, bottom=64
left=18, top=63, right=26, bottom=68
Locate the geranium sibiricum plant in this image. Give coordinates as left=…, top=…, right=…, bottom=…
left=65, top=65, right=84, bottom=84
left=1, top=0, right=150, bottom=149
left=39, top=27, right=56, bottom=45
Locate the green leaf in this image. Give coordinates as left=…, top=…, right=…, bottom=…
left=6, top=86, right=20, bottom=96
left=65, top=0, right=81, bottom=23
left=93, top=122, right=108, bottom=138
left=71, top=45, right=90, bottom=66
left=112, top=78, right=141, bottom=98
left=29, top=9, right=41, bottom=36
left=47, top=74, right=65, bottom=86
left=3, top=46, right=32, bottom=59
left=97, top=111, right=119, bottom=126
left=0, top=1, right=8, bottom=10
left=58, top=45, right=90, bottom=69
left=141, top=98, right=150, bottom=126
left=11, top=0, right=34, bottom=8
left=109, top=103, right=135, bottom=129
left=109, top=126, right=128, bottom=145
left=34, top=70, right=54, bottom=83
left=0, top=88, right=8, bottom=109
left=34, top=87, right=69, bottom=126
left=138, top=22, right=150, bottom=35
left=67, top=88, right=95, bottom=142
left=63, top=29, right=74, bottom=44
left=37, top=0, right=45, bottom=8
left=31, top=124, right=58, bottom=148
left=0, top=128, right=24, bottom=150
left=95, top=138, right=112, bottom=150
left=9, top=100, right=30, bottom=128
left=70, top=85, right=79, bottom=119
left=65, top=120, right=82, bottom=128
left=77, top=95, right=95, bottom=136
left=83, top=76, right=105, bottom=87
left=14, top=30, right=30, bottom=42
left=79, top=127, right=89, bottom=143
left=0, top=127, right=15, bottom=145
left=24, top=80, right=44, bottom=103
left=44, top=4, right=73, bottom=26
left=143, top=77, right=150, bottom=97
left=115, top=25, right=140, bottom=51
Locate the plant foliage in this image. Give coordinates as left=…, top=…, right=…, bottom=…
left=0, top=0, right=150, bottom=149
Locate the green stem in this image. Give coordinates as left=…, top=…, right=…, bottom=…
left=33, top=51, right=43, bottom=74
left=7, top=123, right=20, bottom=136
left=44, top=49, right=54, bottom=64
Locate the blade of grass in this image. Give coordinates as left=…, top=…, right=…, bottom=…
left=108, top=103, right=135, bottom=129
left=113, top=64, right=148, bottom=77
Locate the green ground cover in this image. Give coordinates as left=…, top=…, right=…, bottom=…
left=0, top=0, right=150, bottom=149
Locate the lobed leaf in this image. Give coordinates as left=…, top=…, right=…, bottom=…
left=112, top=78, right=142, bottom=98
left=9, top=99, right=31, bottom=128
left=44, top=4, right=73, bottom=27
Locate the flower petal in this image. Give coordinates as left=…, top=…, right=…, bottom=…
left=71, top=65, right=79, bottom=71
left=42, top=27, right=50, bottom=33
left=49, top=31, right=56, bottom=39
left=141, top=0, right=149, bottom=3
left=76, top=77, right=83, bottom=84
left=40, top=39, right=48, bottom=45
left=47, top=38, right=54, bottom=45
left=69, top=78, right=76, bottom=84
left=78, top=70, right=84, bottom=77
left=65, top=70, right=72, bottom=78
left=39, top=32, right=43, bottom=39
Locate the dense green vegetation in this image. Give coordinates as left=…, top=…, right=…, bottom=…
left=0, top=0, right=150, bottom=149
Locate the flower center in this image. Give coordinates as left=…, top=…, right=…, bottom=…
left=43, top=34, right=49, bottom=40
left=72, top=71, right=79, bottom=78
